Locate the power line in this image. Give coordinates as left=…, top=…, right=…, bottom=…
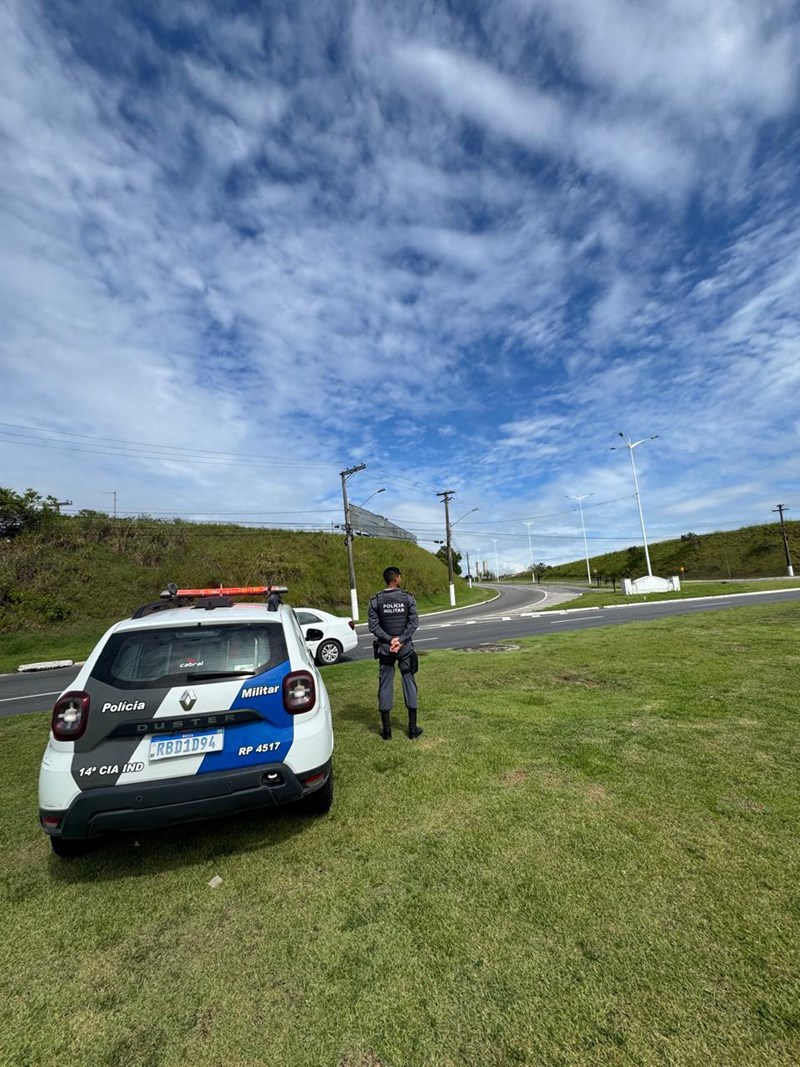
left=0, top=425, right=340, bottom=470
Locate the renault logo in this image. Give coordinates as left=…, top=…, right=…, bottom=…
left=179, top=688, right=197, bottom=711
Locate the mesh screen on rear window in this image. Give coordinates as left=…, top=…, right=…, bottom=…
left=91, top=623, right=289, bottom=690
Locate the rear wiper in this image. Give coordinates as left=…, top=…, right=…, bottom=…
left=186, top=670, right=257, bottom=680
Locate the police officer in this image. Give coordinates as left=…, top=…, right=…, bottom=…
left=368, top=566, right=421, bottom=740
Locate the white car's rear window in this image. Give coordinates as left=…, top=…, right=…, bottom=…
left=91, top=623, right=289, bottom=690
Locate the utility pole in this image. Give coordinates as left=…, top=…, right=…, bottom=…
left=340, top=464, right=366, bottom=619
left=54, top=499, right=72, bottom=513
left=437, top=490, right=456, bottom=606
left=773, top=504, right=794, bottom=577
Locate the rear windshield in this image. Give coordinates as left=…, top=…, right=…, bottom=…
left=91, top=623, right=289, bottom=691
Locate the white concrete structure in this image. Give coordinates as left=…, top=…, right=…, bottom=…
left=621, top=575, right=681, bottom=595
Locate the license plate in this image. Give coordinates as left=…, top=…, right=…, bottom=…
left=149, top=729, right=224, bottom=762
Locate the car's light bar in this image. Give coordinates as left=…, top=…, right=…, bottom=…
left=160, top=584, right=289, bottom=598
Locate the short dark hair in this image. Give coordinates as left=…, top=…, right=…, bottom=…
left=383, top=566, right=402, bottom=583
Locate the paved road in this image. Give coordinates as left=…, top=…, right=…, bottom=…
left=3, top=584, right=799, bottom=718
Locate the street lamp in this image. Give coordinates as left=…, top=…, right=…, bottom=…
left=491, top=538, right=500, bottom=581
left=610, top=433, right=659, bottom=577
left=356, top=488, right=385, bottom=510
left=566, top=494, right=593, bottom=585
left=522, top=520, right=535, bottom=584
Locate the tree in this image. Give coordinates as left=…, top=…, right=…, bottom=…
left=0, top=487, right=59, bottom=539
left=624, top=545, right=646, bottom=575
left=532, top=562, right=550, bottom=583
left=435, top=546, right=462, bottom=576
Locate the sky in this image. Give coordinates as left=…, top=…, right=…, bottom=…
left=2, top=0, right=800, bottom=575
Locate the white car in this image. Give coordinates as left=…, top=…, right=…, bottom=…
left=295, top=608, right=358, bottom=665
left=38, top=584, right=334, bottom=857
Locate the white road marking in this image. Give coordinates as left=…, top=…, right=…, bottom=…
left=415, top=637, right=440, bottom=643
left=0, top=690, right=60, bottom=704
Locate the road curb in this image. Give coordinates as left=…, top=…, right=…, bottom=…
left=17, top=659, right=75, bottom=673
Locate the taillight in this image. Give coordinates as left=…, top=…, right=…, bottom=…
left=348, top=620, right=355, bottom=631
left=282, top=671, right=316, bottom=714
left=52, top=691, right=90, bottom=741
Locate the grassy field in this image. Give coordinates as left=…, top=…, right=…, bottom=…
left=2, top=603, right=799, bottom=1066
left=533, top=578, right=800, bottom=611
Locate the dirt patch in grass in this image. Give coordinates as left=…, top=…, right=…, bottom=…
left=338, top=1052, right=387, bottom=1067
left=585, top=783, right=609, bottom=804
left=718, top=796, right=767, bottom=815
left=454, top=643, right=521, bottom=653
left=500, top=768, right=530, bottom=786
left=554, top=671, right=604, bottom=687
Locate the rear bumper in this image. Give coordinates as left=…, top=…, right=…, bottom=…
left=40, top=759, right=331, bottom=840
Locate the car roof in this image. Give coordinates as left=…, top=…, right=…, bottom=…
left=111, top=602, right=294, bottom=634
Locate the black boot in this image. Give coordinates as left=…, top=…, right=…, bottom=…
left=408, top=709, right=423, bottom=739
left=380, top=711, right=392, bottom=740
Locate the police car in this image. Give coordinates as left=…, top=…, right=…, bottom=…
left=38, top=584, right=334, bottom=857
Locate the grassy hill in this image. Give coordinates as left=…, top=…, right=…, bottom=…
left=0, top=513, right=478, bottom=669
left=528, top=520, right=800, bottom=583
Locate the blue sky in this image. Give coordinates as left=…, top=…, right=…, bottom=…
left=2, top=0, right=800, bottom=573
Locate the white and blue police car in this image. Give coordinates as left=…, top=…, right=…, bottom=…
left=38, top=584, right=334, bottom=857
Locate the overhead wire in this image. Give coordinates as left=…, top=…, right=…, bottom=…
left=0, top=424, right=341, bottom=470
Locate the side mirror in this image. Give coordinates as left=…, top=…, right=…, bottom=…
left=305, top=628, right=324, bottom=642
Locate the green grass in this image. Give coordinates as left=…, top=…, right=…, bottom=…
left=2, top=603, right=800, bottom=1066
left=535, top=578, right=800, bottom=611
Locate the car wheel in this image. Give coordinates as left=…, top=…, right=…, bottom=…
left=315, top=639, right=342, bottom=666
left=297, top=773, right=333, bottom=815
left=50, top=836, right=91, bottom=858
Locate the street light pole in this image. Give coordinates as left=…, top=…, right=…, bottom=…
left=340, top=463, right=366, bottom=619
left=567, top=494, right=593, bottom=584
left=357, top=488, right=385, bottom=511
left=491, top=538, right=500, bottom=581
left=611, top=433, right=658, bottom=577
left=522, top=521, right=535, bottom=583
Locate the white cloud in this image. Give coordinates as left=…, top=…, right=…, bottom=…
left=523, top=0, right=799, bottom=124
left=389, top=41, right=693, bottom=195
left=0, top=0, right=799, bottom=560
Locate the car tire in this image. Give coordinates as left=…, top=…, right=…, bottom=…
left=297, top=772, right=333, bottom=815
left=315, top=639, right=342, bottom=666
left=50, top=836, right=90, bottom=858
